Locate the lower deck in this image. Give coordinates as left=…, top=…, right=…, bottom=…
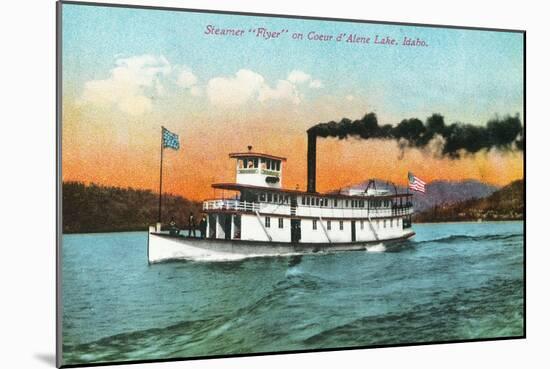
left=206, top=212, right=412, bottom=244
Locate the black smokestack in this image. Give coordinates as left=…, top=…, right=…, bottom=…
left=307, top=130, right=317, bottom=193
left=307, top=112, right=523, bottom=159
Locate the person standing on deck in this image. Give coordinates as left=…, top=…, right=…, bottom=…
left=169, top=217, right=179, bottom=236
left=199, top=215, right=207, bottom=239
left=188, top=212, right=196, bottom=238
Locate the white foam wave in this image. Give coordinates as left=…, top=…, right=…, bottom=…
left=365, top=243, right=386, bottom=253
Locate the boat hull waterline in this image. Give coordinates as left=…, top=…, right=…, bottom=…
left=147, top=231, right=416, bottom=263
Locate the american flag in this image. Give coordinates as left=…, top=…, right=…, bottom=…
left=162, top=127, right=180, bottom=150
left=408, top=172, right=426, bottom=193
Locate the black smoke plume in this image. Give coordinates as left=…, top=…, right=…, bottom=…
left=307, top=112, right=524, bottom=158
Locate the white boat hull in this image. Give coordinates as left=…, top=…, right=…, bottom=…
left=147, top=227, right=415, bottom=263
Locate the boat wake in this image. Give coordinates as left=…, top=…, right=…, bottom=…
left=365, top=243, right=386, bottom=253
left=415, top=233, right=522, bottom=246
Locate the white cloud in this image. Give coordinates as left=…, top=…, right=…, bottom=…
left=309, top=79, right=323, bottom=89
left=206, top=69, right=322, bottom=107
left=207, top=69, right=266, bottom=106
left=80, top=54, right=171, bottom=116
left=258, top=80, right=300, bottom=105
left=287, top=70, right=312, bottom=84
left=177, top=68, right=198, bottom=88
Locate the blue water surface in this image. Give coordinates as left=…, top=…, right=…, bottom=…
left=62, top=221, right=524, bottom=365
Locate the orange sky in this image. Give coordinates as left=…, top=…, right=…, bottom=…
left=62, top=101, right=524, bottom=201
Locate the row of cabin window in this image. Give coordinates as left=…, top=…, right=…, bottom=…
left=256, top=193, right=393, bottom=209
left=264, top=217, right=401, bottom=230
left=258, top=193, right=290, bottom=204
left=237, top=158, right=281, bottom=171
left=301, top=196, right=391, bottom=208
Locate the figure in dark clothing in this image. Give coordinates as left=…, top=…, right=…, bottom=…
left=199, top=216, right=207, bottom=239
left=169, top=217, right=179, bottom=236
left=188, top=213, right=196, bottom=238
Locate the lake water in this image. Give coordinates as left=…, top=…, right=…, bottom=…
left=61, top=221, right=524, bottom=366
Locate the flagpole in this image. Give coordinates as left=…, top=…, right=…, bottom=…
left=158, top=126, right=164, bottom=224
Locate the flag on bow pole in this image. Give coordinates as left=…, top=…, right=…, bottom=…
left=158, top=127, right=180, bottom=224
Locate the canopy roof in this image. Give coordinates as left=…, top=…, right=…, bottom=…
left=229, top=152, right=287, bottom=162
left=211, top=182, right=412, bottom=200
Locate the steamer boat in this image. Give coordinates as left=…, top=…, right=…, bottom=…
left=148, top=140, right=415, bottom=262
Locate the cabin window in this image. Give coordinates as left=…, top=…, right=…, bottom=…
left=345, top=200, right=349, bottom=207
left=260, top=193, right=266, bottom=201
left=333, top=199, right=338, bottom=207
left=339, top=221, right=344, bottom=230
left=275, top=161, right=281, bottom=171
left=253, top=158, right=258, bottom=168
left=390, top=219, right=393, bottom=227
left=316, top=198, right=320, bottom=206
left=327, top=220, right=331, bottom=230
left=360, top=220, right=364, bottom=230
left=267, top=193, right=272, bottom=202
left=265, top=217, right=271, bottom=228
left=301, top=196, right=305, bottom=205
left=383, top=219, right=387, bottom=228
left=306, top=197, right=311, bottom=205
left=278, top=218, right=284, bottom=228
left=313, top=220, right=317, bottom=230
left=360, top=200, right=365, bottom=207
left=324, top=199, right=328, bottom=207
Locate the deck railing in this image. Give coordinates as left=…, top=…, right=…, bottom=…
left=203, top=199, right=261, bottom=212
left=203, top=199, right=414, bottom=218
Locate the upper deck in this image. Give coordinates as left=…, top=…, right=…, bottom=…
left=208, top=148, right=413, bottom=220
left=203, top=183, right=413, bottom=219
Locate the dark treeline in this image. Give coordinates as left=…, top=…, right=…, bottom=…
left=63, top=181, right=202, bottom=233
left=308, top=112, right=523, bottom=158
left=414, top=179, right=524, bottom=222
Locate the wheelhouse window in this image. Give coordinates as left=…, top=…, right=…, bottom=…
left=265, top=217, right=271, bottom=228
left=278, top=218, right=284, bottom=228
